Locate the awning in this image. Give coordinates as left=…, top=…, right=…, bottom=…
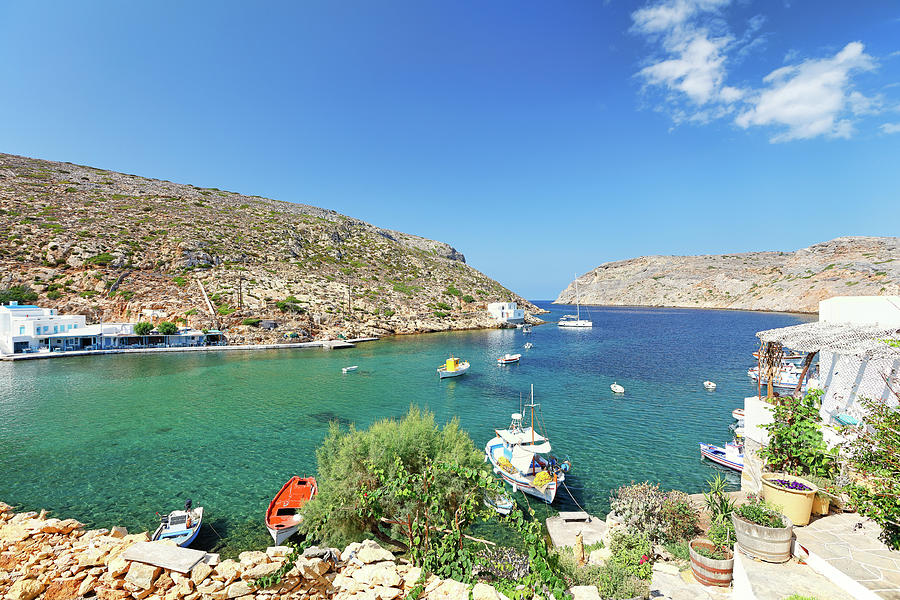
left=756, top=321, right=900, bottom=359
left=496, top=427, right=547, bottom=445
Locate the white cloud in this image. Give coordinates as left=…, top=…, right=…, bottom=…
left=735, top=42, right=877, bottom=142
left=632, top=0, right=730, bottom=34
left=882, top=122, right=900, bottom=134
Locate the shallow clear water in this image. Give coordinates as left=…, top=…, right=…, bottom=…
left=0, top=303, right=810, bottom=554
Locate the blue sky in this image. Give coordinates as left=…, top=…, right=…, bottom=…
left=1, top=1, right=898, bottom=299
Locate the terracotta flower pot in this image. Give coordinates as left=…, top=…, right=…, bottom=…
left=761, top=473, right=817, bottom=526
left=689, top=539, right=734, bottom=587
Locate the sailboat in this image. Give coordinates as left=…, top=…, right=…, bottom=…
left=484, top=385, right=572, bottom=503
left=558, top=277, right=592, bottom=328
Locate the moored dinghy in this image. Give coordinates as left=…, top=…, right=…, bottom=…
left=266, top=476, right=318, bottom=545
left=703, top=381, right=716, bottom=390
left=484, top=490, right=515, bottom=515
left=152, top=499, right=203, bottom=548
left=610, top=382, right=624, bottom=394
left=497, top=353, right=522, bottom=365
left=699, top=442, right=744, bottom=472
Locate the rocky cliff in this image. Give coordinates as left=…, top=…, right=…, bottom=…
left=0, top=154, right=542, bottom=342
left=555, top=237, right=900, bottom=314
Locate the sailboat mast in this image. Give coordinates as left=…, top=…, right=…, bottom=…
left=530, top=384, right=535, bottom=443
left=575, top=277, right=580, bottom=320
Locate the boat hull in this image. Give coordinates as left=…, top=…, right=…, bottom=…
left=558, top=320, right=592, bottom=328
left=699, top=443, right=743, bottom=472
left=438, top=363, right=469, bottom=378
left=485, top=438, right=560, bottom=504
left=152, top=507, right=203, bottom=548
left=267, top=522, right=300, bottom=546
left=266, top=476, right=318, bottom=546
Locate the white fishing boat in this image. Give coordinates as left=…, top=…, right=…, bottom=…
left=524, top=342, right=534, bottom=349
left=497, top=353, right=522, bottom=365
left=522, top=324, right=533, bottom=334
left=437, top=356, right=469, bottom=379
left=484, top=490, right=515, bottom=515
left=152, top=500, right=203, bottom=548
left=484, top=386, right=571, bottom=504
left=342, top=366, right=358, bottom=374
left=732, top=408, right=744, bottom=420
left=747, top=366, right=812, bottom=390
left=699, top=442, right=744, bottom=472
left=558, top=278, right=592, bottom=328
left=610, top=382, right=624, bottom=394
left=703, top=381, right=716, bottom=390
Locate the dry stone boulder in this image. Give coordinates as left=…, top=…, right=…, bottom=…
left=109, top=526, right=128, bottom=538
left=350, top=562, right=401, bottom=588
left=215, top=559, right=242, bottom=583
left=43, top=577, right=81, bottom=600
left=356, top=540, right=394, bottom=564
left=243, top=561, right=282, bottom=580
left=427, top=578, right=469, bottom=600
left=569, top=586, right=601, bottom=600
left=266, top=546, right=292, bottom=559
left=472, top=583, right=510, bottom=600
left=6, top=577, right=46, bottom=600
left=238, top=550, right=268, bottom=566
left=224, top=580, right=253, bottom=598
left=191, top=561, right=213, bottom=585
left=125, top=561, right=162, bottom=590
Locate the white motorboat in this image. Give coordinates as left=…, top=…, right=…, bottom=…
left=610, top=382, right=624, bottom=394
left=703, top=381, right=716, bottom=390
left=558, top=278, right=592, bottom=328
left=152, top=500, right=203, bottom=548
left=484, top=386, right=571, bottom=504
left=342, top=366, right=358, bottom=374
left=437, top=356, right=469, bottom=379
left=497, top=353, right=522, bottom=365
left=699, top=442, right=744, bottom=472
left=524, top=342, right=534, bottom=349
left=732, top=408, right=744, bottom=420
left=522, top=325, right=533, bottom=334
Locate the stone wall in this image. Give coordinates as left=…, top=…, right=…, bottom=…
left=0, top=502, right=520, bottom=600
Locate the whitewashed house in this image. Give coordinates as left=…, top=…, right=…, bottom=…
left=487, top=301, right=525, bottom=324
left=0, top=301, right=225, bottom=355
left=741, top=295, right=900, bottom=492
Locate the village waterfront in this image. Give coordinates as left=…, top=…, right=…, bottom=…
left=0, top=302, right=811, bottom=556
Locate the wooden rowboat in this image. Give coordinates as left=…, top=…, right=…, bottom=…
left=152, top=500, right=203, bottom=548
left=266, top=476, right=318, bottom=545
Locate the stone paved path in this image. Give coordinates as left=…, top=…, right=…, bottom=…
left=649, top=562, right=731, bottom=600
left=795, top=512, right=900, bottom=599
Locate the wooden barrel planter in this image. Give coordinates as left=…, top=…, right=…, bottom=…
left=689, top=539, right=734, bottom=587
left=732, top=512, right=793, bottom=563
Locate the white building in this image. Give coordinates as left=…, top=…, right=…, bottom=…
left=0, top=301, right=224, bottom=356
left=487, top=301, right=525, bottom=324
left=741, top=295, right=900, bottom=492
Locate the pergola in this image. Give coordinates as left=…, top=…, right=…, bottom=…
left=753, top=321, right=900, bottom=398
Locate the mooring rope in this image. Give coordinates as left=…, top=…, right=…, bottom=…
left=561, top=479, right=590, bottom=520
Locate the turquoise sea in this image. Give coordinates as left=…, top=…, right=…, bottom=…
left=0, top=302, right=810, bottom=555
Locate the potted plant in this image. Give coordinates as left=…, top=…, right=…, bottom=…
left=690, top=475, right=736, bottom=586
left=732, top=497, right=793, bottom=563
left=760, top=473, right=818, bottom=526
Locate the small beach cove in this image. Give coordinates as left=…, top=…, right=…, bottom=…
left=0, top=303, right=811, bottom=557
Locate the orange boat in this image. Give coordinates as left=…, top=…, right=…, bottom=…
left=265, top=476, right=318, bottom=545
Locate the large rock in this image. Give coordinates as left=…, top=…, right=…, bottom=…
left=43, top=577, right=81, bottom=600
left=266, top=546, right=292, bottom=559
left=428, top=579, right=470, bottom=600
left=6, top=578, right=46, bottom=600
left=108, top=555, right=130, bottom=578
left=224, top=580, right=253, bottom=598
left=356, top=540, right=394, bottom=564
left=238, top=550, right=268, bottom=567
left=124, top=561, right=162, bottom=590
left=191, top=561, right=213, bottom=585
left=569, top=586, right=601, bottom=600
left=215, top=559, right=242, bottom=582
left=0, top=525, right=31, bottom=543
left=79, top=574, right=99, bottom=597
left=588, top=547, right=611, bottom=566
left=351, top=562, right=402, bottom=588
left=109, top=526, right=128, bottom=538
left=472, top=583, right=510, bottom=600
left=243, top=561, right=282, bottom=580
left=295, top=556, right=331, bottom=579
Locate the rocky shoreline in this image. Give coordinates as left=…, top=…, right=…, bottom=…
left=0, top=501, right=522, bottom=600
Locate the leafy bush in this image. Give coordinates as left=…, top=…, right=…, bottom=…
left=461, top=294, right=475, bottom=303
left=607, top=532, right=653, bottom=580
left=444, top=285, right=462, bottom=297
left=133, top=322, right=153, bottom=336
left=79, top=290, right=98, bottom=298
left=759, top=389, right=837, bottom=478
left=117, top=290, right=135, bottom=301
left=276, top=296, right=304, bottom=313
left=156, top=321, right=178, bottom=335
left=734, top=497, right=785, bottom=529
left=703, top=474, right=735, bottom=550
left=659, top=491, right=699, bottom=542
left=0, top=285, right=39, bottom=304
left=242, top=318, right=261, bottom=327
left=433, top=311, right=449, bottom=318
left=47, top=291, right=62, bottom=300
left=217, top=304, right=236, bottom=315
left=173, top=276, right=187, bottom=287
left=609, top=482, right=667, bottom=542
left=85, top=252, right=114, bottom=266
left=184, top=308, right=199, bottom=316
left=434, top=301, right=452, bottom=311
left=382, top=308, right=395, bottom=317
left=596, top=562, right=649, bottom=600
left=844, top=395, right=900, bottom=549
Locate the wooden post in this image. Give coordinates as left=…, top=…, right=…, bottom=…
left=792, top=351, right=818, bottom=397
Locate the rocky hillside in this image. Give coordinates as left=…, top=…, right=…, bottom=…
left=0, top=153, right=541, bottom=342
left=555, top=237, right=900, bottom=313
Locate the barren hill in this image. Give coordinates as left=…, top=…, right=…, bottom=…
left=0, top=153, right=541, bottom=342
left=555, top=237, right=900, bottom=314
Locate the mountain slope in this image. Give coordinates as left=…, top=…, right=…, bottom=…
left=555, top=237, right=900, bottom=313
left=0, top=153, right=540, bottom=342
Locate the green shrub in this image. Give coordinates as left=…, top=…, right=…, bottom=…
left=184, top=308, right=199, bottom=316
left=217, top=304, right=236, bottom=315
left=242, top=318, right=261, bottom=327
left=85, top=252, right=114, bottom=266
left=461, top=294, right=475, bottom=303
left=276, top=296, right=304, bottom=313
left=596, top=562, right=649, bottom=600
left=434, top=301, right=452, bottom=311
left=759, top=389, right=837, bottom=478
left=117, top=290, right=135, bottom=301
left=444, top=285, right=462, bottom=297
left=0, top=285, right=39, bottom=304
left=173, top=276, right=187, bottom=287
left=79, top=290, right=98, bottom=298
left=382, top=308, right=395, bottom=317
left=157, top=321, right=178, bottom=335
left=433, top=311, right=449, bottom=318
left=659, top=491, right=699, bottom=542
left=607, top=531, right=653, bottom=580
left=46, top=291, right=62, bottom=300
left=609, top=482, right=668, bottom=542
left=734, top=498, right=785, bottom=529
left=134, top=322, right=153, bottom=336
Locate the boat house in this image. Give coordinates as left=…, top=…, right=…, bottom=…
left=741, top=295, right=900, bottom=492
left=0, top=302, right=226, bottom=356
left=487, top=302, right=525, bottom=324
